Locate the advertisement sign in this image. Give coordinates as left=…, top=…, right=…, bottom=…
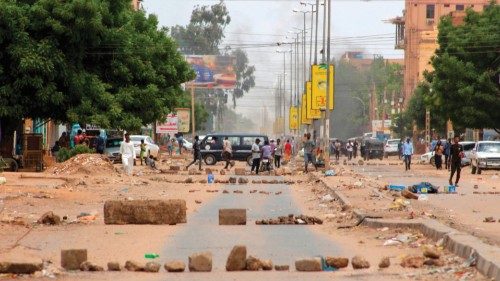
left=156, top=113, right=178, bottom=134
left=371, top=120, right=392, bottom=133
left=306, top=81, right=322, bottom=119
left=301, top=95, right=312, bottom=125
left=311, top=64, right=335, bottom=110
left=186, top=55, right=236, bottom=89
left=289, top=106, right=299, bottom=130
left=175, top=108, right=190, bottom=133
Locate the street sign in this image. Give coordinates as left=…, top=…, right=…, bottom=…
left=156, top=113, right=178, bottom=134
left=306, top=81, right=321, bottom=119
left=175, top=108, right=190, bottom=133
left=289, top=106, right=299, bottom=130
left=301, top=94, right=312, bottom=125
left=311, top=64, right=335, bottom=110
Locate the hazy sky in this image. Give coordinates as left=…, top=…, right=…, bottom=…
left=143, top=0, right=404, bottom=126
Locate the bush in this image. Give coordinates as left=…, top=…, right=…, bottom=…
left=56, top=145, right=95, bottom=162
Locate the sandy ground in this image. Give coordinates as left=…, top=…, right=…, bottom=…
left=0, top=153, right=493, bottom=280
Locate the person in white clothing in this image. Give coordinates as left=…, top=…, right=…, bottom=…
left=120, top=133, right=136, bottom=175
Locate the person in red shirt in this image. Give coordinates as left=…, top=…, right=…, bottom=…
left=284, top=139, right=292, bottom=162
left=74, top=130, right=84, bottom=145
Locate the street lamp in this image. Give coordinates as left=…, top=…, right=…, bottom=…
left=277, top=49, right=292, bottom=136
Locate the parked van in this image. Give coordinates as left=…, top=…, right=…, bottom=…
left=200, top=133, right=269, bottom=165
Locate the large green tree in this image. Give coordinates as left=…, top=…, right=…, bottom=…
left=428, top=3, right=500, bottom=132
left=0, top=0, right=194, bottom=133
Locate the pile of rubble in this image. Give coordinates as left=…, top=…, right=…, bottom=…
left=255, top=214, right=323, bottom=225
left=48, top=154, right=114, bottom=175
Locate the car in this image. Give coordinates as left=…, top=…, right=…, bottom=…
left=200, top=133, right=269, bottom=165
left=384, top=139, right=401, bottom=158
left=183, top=139, right=193, bottom=150
left=129, top=135, right=160, bottom=159
left=470, top=141, right=500, bottom=174
left=103, top=138, right=122, bottom=163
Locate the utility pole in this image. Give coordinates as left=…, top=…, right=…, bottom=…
left=323, top=0, right=331, bottom=169
left=322, top=0, right=327, bottom=63
left=314, top=0, right=319, bottom=65
left=191, top=83, right=196, bottom=139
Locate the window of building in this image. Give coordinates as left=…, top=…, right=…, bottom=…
left=456, top=4, right=464, bottom=10
left=426, top=4, right=435, bottom=19
left=444, top=4, right=450, bottom=7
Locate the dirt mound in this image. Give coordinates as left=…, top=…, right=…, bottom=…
left=48, top=154, right=115, bottom=175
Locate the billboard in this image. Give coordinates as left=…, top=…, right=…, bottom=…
left=186, top=55, right=236, bottom=89
left=175, top=108, right=190, bottom=133
left=289, top=106, right=299, bottom=130
left=301, top=94, right=312, bottom=125
left=306, top=81, right=322, bottom=119
left=371, top=120, right=392, bottom=133
left=311, top=64, right=335, bottom=110
left=156, top=113, right=178, bottom=134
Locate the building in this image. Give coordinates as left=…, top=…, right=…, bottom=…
left=131, top=0, right=142, bottom=10
left=340, top=51, right=404, bottom=71
left=391, top=0, right=490, bottom=105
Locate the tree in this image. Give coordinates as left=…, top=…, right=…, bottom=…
left=0, top=0, right=194, bottom=134
left=170, top=1, right=230, bottom=55
left=428, top=3, right=500, bottom=132
left=176, top=91, right=209, bottom=132
left=230, top=48, right=255, bottom=108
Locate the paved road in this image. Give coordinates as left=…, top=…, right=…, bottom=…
left=161, top=176, right=343, bottom=267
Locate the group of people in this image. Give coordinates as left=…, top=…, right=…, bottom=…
left=398, top=136, right=463, bottom=186
left=250, top=138, right=293, bottom=174
left=330, top=140, right=359, bottom=161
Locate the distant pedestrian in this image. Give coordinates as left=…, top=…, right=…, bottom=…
left=261, top=140, right=272, bottom=173
left=167, top=139, right=174, bottom=156
left=139, top=139, right=146, bottom=165
left=96, top=130, right=106, bottom=154
left=120, top=133, right=136, bottom=176
left=177, top=134, right=184, bottom=155
left=449, top=136, right=463, bottom=186
left=284, top=139, right=292, bottom=162
left=398, top=139, right=403, bottom=160
left=51, top=141, right=61, bottom=158
left=146, top=155, right=156, bottom=169
left=346, top=141, right=353, bottom=160
left=303, top=133, right=316, bottom=173
left=434, top=140, right=444, bottom=170
left=353, top=140, right=358, bottom=158
left=274, top=138, right=283, bottom=168
left=402, top=138, right=414, bottom=171
left=334, top=140, right=341, bottom=160
left=444, top=138, right=451, bottom=170
left=74, top=130, right=84, bottom=145
left=186, top=136, right=201, bottom=170
left=222, top=136, right=232, bottom=170
left=251, top=138, right=261, bottom=174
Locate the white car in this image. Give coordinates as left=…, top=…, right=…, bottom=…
left=384, top=139, right=400, bottom=157
left=470, top=141, right=500, bottom=174
left=183, top=139, right=193, bottom=150
left=130, top=135, right=160, bottom=159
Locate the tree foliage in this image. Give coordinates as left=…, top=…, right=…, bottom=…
left=231, top=48, right=255, bottom=107
left=0, top=0, right=194, bottom=133
left=428, top=3, right=500, bottom=131
left=170, top=0, right=230, bottom=55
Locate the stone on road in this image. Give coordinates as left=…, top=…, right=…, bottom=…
left=225, top=245, right=247, bottom=271
left=189, top=251, right=213, bottom=272
left=104, top=200, right=187, bottom=225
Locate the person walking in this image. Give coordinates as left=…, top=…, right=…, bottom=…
left=261, top=140, right=273, bottom=173
left=346, top=141, right=353, bottom=160
left=120, top=133, right=136, bottom=176
left=186, top=136, right=201, bottom=170
left=334, top=140, right=341, bottom=160
left=303, top=133, right=315, bottom=173
left=402, top=138, right=414, bottom=171
left=250, top=138, right=261, bottom=174
left=444, top=138, right=451, bottom=170
left=284, top=139, right=292, bottom=162
left=58, top=132, right=69, bottom=149
left=222, top=136, right=232, bottom=170
left=449, top=136, right=464, bottom=187
left=274, top=138, right=283, bottom=168
left=353, top=140, right=358, bottom=158
left=434, top=140, right=444, bottom=170
left=176, top=134, right=184, bottom=155
left=96, top=130, right=106, bottom=154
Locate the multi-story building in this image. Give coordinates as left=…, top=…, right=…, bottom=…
left=391, top=0, right=490, bottom=105
left=131, top=0, right=142, bottom=11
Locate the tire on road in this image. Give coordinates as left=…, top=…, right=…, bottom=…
left=246, top=155, right=253, bottom=166
left=204, top=154, right=217, bottom=165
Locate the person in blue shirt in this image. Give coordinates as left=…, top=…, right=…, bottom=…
left=402, top=138, right=414, bottom=171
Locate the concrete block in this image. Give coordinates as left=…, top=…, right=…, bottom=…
left=61, top=249, right=87, bottom=270
left=219, top=209, right=246, bottom=225
left=234, top=168, right=246, bottom=176
left=104, top=200, right=186, bottom=225
left=0, top=262, right=43, bottom=274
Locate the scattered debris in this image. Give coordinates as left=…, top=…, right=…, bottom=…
left=107, top=262, right=121, bottom=271
left=378, top=257, right=390, bottom=268
left=274, top=264, right=289, bottom=271
left=325, top=257, right=349, bottom=269
left=125, top=260, right=145, bottom=272
left=195, top=200, right=202, bottom=204
left=226, top=245, right=247, bottom=271
left=423, top=247, right=441, bottom=259
left=144, top=262, right=161, bottom=273
left=400, top=255, right=424, bottom=268
left=246, top=255, right=262, bottom=271
left=255, top=214, right=323, bottom=225
left=80, top=261, right=104, bottom=271
left=164, top=260, right=185, bottom=272
left=189, top=252, right=212, bottom=272
left=38, top=211, right=61, bottom=225
left=351, top=256, right=370, bottom=269
left=483, top=217, right=496, bottom=223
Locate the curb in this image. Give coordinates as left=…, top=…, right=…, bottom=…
left=313, top=173, right=500, bottom=280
